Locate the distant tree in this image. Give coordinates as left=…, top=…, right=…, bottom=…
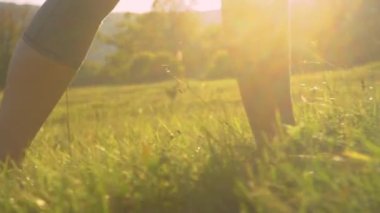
left=152, top=0, right=190, bottom=12
left=126, top=51, right=181, bottom=83
left=152, top=0, right=204, bottom=12
left=291, top=0, right=380, bottom=70
left=205, top=50, right=232, bottom=79
left=104, top=2, right=204, bottom=83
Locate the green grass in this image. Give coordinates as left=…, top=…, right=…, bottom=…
left=0, top=64, right=379, bottom=213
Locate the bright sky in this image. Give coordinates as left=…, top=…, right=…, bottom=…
left=1, top=0, right=221, bottom=13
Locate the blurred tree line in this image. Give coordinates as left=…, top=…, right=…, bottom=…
left=95, top=0, right=380, bottom=84
left=93, top=0, right=231, bottom=85
left=1, top=0, right=380, bottom=87
left=292, top=0, right=380, bottom=71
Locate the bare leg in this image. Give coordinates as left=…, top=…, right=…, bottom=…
left=274, top=64, right=295, bottom=126
left=0, top=0, right=119, bottom=163
left=237, top=71, right=276, bottom=149
left=237, top=55, right=295, bottom=148
left=0, top=40, right=75, bottom=162
left=222, top=0, right=294, bottom=147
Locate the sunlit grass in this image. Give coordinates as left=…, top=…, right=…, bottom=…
left=0, top=64, right=379, bottom=212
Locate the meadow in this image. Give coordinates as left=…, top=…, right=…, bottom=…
left=0, top=63, right=379, bottom=213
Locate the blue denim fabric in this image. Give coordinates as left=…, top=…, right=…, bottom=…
left=23, top=0, right=119, bottom=68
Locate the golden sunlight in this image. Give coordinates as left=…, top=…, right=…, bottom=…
left=3, top=0, right=221, bottom=12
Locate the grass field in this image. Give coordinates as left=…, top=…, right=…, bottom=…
left=0, top=64, right=379, bottom=213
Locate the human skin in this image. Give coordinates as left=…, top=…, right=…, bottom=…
left=0, top=40, right=75, bottom=162
left=0, top=0, right=119, bottom=163
left=222, top=0, right=295, bottom=147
